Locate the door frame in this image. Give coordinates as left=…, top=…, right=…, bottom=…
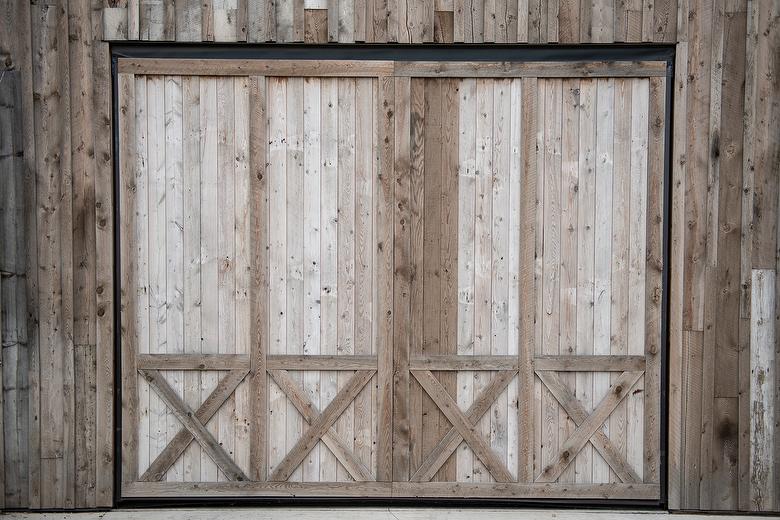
left=110, top=43, right=675, bottom=508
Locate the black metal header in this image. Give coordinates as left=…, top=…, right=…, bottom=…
left=110, top=42, right=674, bottom=511
left=112, top=42, right=675, bottom=67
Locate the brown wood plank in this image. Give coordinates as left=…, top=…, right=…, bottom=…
left=391, top=481, right=661, bottom=499
left=422, top=78, right=443, bottom=482
left=517, top=77, right=537, bottom=484
left=534, top=355, right=646, bottom=372
left=117, top=58, right=394, bottom=76
left=410, top=355, right=520, bottom=370
left=265, top=355, right=378, bottom=370
left=392, top=75, right=412, bottom=481
left=375, top=75, right=395, bottom=482
left=124, top=481, right=392, bottom=497
left=643, top=75, right=665, bottom=485
left=136, top=354, right=251, bottom=370
left=118, top=73, right=139, bottom=487
left=439, top=78, right=459, bottom=482
left=393, top=61, right=668, bottom=77
left=249, top=75, right=268, bottom=481
left=408, top=77, right=426, bottom=478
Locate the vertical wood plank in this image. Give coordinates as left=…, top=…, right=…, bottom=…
left=575, top=78, right=596, bottom=484
left=517, top=77, right=537, bottom=484
left=422, top=78, right=443, bottom=481
left=644, top=76, right=665, bottom=485
left=336, top=77, right=356, bottom=482
left=750, top=269, right=776, bottom=511
left=558, top=78, right=579, bottom=483
left=181, top=75, right=202, bottom=483
left=668, top=40, right=688, bottom=511
left=198, top=77, right=220, bottom=482
left=302, top=76, right=322, bottom=482
left=267, top=76, right=287, bottom=478
left=440, top=78, right=460, bottom=482
left=491, top=78, right=511, bottom=477
left=351, top=83, right=379, bottom=483
left=286, top=76, right=304, bottom=482
left=627, top=78, right=649, bottom=482
left=164, top=75, right=184, bottom=482
left=319, top=77, right=339, bottom=483
left=234, top=76, right=252, bottom=476
left=393, top=75, right=412, bottom=481
left=375, top=76, right=395, bottom=482
left=119, top=72, right=139, bottom=487
left=457, top=77, right=476, bottom=483
left=592, top=78, right=614, bottom=483
left=249, top=75, right=268, bottom=481
left=474, top=78, right=493, bottom=483
left=408, top=77, right=425, bottom=478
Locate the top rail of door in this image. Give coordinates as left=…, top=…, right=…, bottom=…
left=117, top=58, right=668, bottom=78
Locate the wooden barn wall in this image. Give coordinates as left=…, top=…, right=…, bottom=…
left=0, top=0, right=777, bottom=512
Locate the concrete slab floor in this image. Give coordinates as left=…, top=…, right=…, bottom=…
left=0, top=509, right=769, bottom=520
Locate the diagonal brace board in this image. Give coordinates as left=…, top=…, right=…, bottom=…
left=535, top=370, right=644, bottom=483
left=139, top=369, right=250, bottom=482
left=139, top=368, right=249, bottom=481
left=411, top=370, right=515, bottom=482
left=270, top=369, right=376, bottom=481
left=410, top=370, right=518, bottom=482
left=536, top=370, right=642, bottom=483
left=268, top=369, right=375, bottom=481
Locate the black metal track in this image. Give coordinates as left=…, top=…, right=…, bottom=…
left=111, top=43, right=674, bottom=511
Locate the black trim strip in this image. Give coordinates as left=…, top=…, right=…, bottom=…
left=111, top=43, right=674, bottom=510
left=112, top=42, right=675, bottom=66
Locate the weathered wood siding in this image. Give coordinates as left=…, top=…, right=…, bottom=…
left=0, top=0, right=777, bottom=512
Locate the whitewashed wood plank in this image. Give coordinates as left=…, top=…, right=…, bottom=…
left=302, top=77, right=322, bottom=482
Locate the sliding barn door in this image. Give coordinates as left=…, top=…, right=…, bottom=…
left=118, top=72, right=393, bottom=497
left=390, top=75, right=665, bottom=499
left=117, top=59, right=666, bottom=501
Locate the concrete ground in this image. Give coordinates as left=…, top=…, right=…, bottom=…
left=0, top=509, right=770, bottom=519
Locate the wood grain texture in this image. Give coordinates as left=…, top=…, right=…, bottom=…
left=8, top=0, right=780, bottom=506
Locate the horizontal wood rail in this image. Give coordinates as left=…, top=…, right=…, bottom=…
left=123, top=481, right=661, bottom=499
left=118, top=58, right=667, bottom=78
left=534, top=355, right=646, bottom=372
left=266, top=355, right=377, bottom=370
left=136, top=354, right=251, bottom=370
left=410, top=355, right=518, bottom=370
left=117, top=59, right=395, bottom=76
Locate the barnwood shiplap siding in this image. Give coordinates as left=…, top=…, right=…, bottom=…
left=0, top=0, right=777, bottom=512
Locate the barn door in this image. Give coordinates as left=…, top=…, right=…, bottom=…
left=117, top=59, right=666, bottom=501
left=118, top=71, right=393, bottom=496
left=389, top=75, right=666, bottom=497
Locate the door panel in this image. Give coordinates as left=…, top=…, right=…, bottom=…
left=118, top=59, right=666, bottom=500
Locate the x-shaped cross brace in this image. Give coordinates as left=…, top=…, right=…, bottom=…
left=535, top=370, right=644, bottom=483
left=411, top=370, right=516, bottom=483
left=138, top=368, right=250, bottom=482
left=268, top=369, right=376, bottom=482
